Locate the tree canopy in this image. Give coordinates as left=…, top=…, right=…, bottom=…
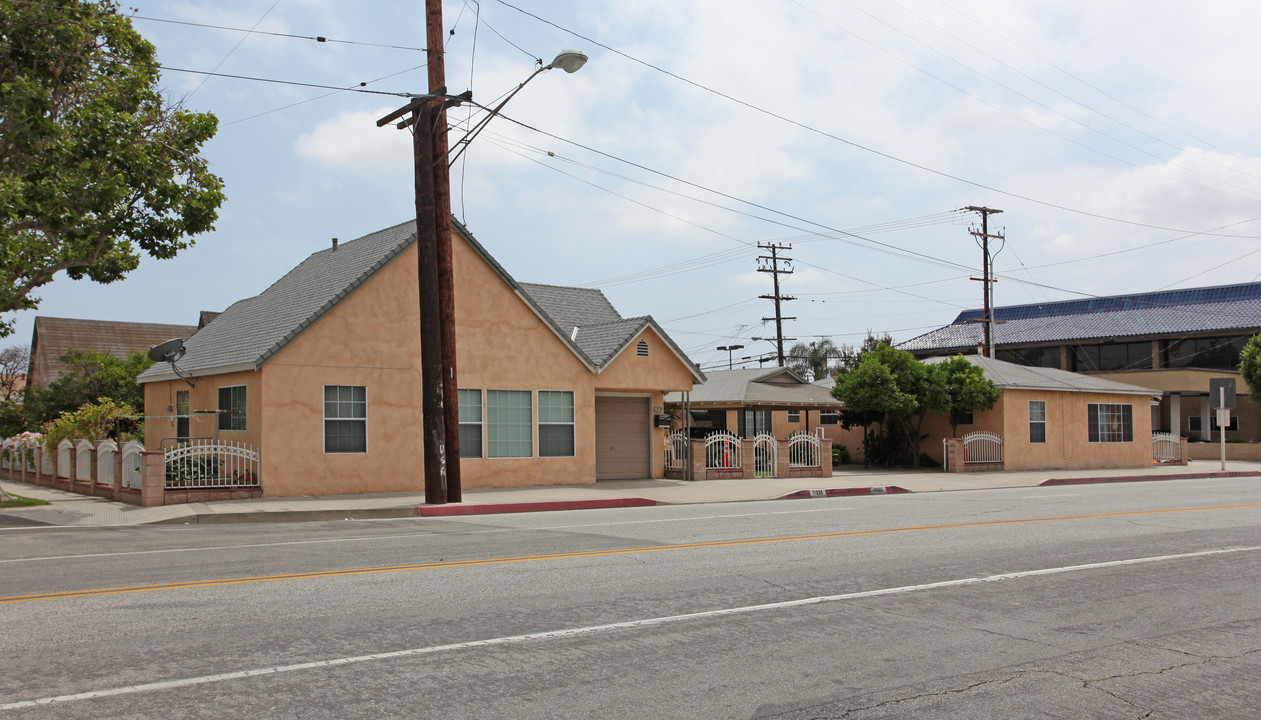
left=786, top=339, right=840, bottom=382
left=833, top=342, right=948, bottom=465
left=935, top=354, right=1002, bottom=437
left=1241, top=334, right=1261, bottom=402
left=23, top=348, right=151, bottom=426
left=0, top=0, right=224, bottom=335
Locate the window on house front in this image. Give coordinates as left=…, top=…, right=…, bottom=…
left=324, top=385, right=366, bottom=453
left=538, top=391, right=575, bottom=457
left=787, top=410, right=800, bottom=423
left=955, top=411, right=975, bottom=426
left=1073, top=342, right=1153, bottom=372
left=819, top=409, right=839, bottom=425
left=176, top=390, right=190, bottom=440
left=487, top=390, right=532, bottom=458
left=1088, top=403, right=1133, bottom=443
left=738, top=410, right=772, bottom=438
left=218, top=385, right=247, bottom=431
left=1029, top=401, right=1046, bottom=443
left=458, top=389, right=483, bottom=459
left=1211, top=414, right=1239, bottom=432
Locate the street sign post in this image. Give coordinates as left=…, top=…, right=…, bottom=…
left=1209, top=378, right=1235, bottom=470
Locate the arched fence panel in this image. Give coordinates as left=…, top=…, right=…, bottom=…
left=120, top=441, right=145, bottom=489
left=56, top=440, right=73, bottom=479
left=704, top=431, right=741, bottom=470
left=97, top=441, right=118, bottom=486
left=165, top=440, right=260, bottom=489
left=664, top=431, right=688, bottom=472
left=75, top=440, right=93, bottom=482
left=788, top=432, right=821, bottom=468
left=1152, top=432, right=1180, bottom=462
left=753, top=434, right=777, bottom=477
left=963, top=431, right=1003, bottom=465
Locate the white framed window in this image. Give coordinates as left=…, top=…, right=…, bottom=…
left=1088, top=403, right=1132, bottom=443
left=819, top=409, right=840, bottom=425
left=538, top=390, right=575, bottom=457
left=1029, top=401, right=1046, bottom=443
left=218, top=385, right=247, bottom=431
left=324, top=385, right=366, bottom=453
left=787, top=410, right=800, bottom=423
left=458, top=389, right=483, bottom=459
left=487, top=390, right=532, bottom=458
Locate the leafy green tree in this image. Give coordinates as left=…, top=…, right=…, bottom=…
left=832, top=342, right=947, bottom=466
left=24, top=349, right=152, bottom=426
left=936, top=355, right=1002, bottom=437
left=42, top=396, right=137, bottom=448
left=0, top=0, right=224, bottom=335
left=787, top=339, right=841, bottom=381
left=1241, top=334, right=1261, bottom=402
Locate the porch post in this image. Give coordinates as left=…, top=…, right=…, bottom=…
left=1170, top=394, right=1181, bottom=438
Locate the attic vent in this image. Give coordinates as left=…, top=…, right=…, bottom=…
left=571, top=327, right=579, bottom=341
left=637, top=340, right=648, bottom=357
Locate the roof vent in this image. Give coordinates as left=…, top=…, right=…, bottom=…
left=331, top=237, right=339, bottom=251
left=637, top=340, right=648, bottom=357
left=571, top=327, right=579, bottom=341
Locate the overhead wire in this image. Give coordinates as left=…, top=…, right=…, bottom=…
left=490, top=0, right=1261, bottom=237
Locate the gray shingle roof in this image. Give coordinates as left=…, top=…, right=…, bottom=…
left=922, top=355, right=1159, bottom=396
left=519, top=283, right=621, bottom=330
left=898, top=281, right=1261, bottom=354
left=138, top=219, right=704, bottom=384
left=666, top=367, right=843, bottom=407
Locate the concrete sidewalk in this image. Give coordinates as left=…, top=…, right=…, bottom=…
left=2, top=460, right=1259, bottom=527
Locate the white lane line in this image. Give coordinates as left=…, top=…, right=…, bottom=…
left=0, top=507, right=851, bottom=563
left=5, top=544, right=1257, bottom=711
left=1022, top=493, right=1080, bottom=499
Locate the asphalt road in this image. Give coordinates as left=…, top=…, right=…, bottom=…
left=2, top=478, right=1259, bottom=719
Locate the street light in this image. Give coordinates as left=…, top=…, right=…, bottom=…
left=716, top=345, right=741, bottom=368
left=448, top=49, right=588, bottom=166
left=376, top=46, right=587, bottom=505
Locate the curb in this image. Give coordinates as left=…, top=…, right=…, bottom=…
left=779, top=486, right=912, bottom=500
left=1039, top=470, right=1261, bottom=487
left=414, top=497, right=657, bottom=517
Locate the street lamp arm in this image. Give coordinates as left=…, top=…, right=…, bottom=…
left=446, top=49, right=587, bottom=166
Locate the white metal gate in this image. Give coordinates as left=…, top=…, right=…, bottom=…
left=704, top=431, right=741, bottom=470
left=963, top=431, right=1003, bottom=465
left=165, top=440, right=260, bottom=489
left=753, top=433, right=777, bottom=477
left=788, top=431, right=821, bottom=468
left=1152, top=432, right=1180, bottom=462
left=664, top=430, right=688, bottom=471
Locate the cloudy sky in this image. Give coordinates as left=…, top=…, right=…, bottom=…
left=10, top=0, right=1261, bottom=372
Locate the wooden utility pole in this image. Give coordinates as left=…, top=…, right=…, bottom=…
left=964, top=206, right=1003, bottom=358
left=758, top=243, right=796, bottom=366
left=426, top=0, right=461, bottom=502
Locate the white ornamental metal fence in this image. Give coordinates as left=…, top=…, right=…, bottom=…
left=1152, top=432, right=1180, bottom=462
left=664, top=430, right=688, bottom=471
left=963, top=431, right=1003, bottom=465
left=753, top=433, right=777, bottom=477
left=704, top=430, right=741, bottom=470
left=788, top=431, right=821, bottom=468
left=165, top=440, right=260, bottom=489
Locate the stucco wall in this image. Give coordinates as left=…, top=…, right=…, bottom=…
left=920, top=390, right=1155, bottom=470
left=189, top=231, right=697, bottom=497
left=144, top=370, right=261, bottom=451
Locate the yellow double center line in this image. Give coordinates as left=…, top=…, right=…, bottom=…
left=4, top=502, right=1259, bottom=605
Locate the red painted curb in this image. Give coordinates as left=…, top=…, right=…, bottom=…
left=414, top=497, right=657, bottom=516
left=780, top=486, right=912, bottom=500
left=1039, top=471, right=1261, bottom=486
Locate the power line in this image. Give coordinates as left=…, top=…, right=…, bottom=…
left=129, top=13, right=426, bottom=52
left=490, top=0, right=1261, bottom=237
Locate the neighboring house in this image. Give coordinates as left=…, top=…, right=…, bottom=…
left=919, top=355, right=1160, bottom=470
left=26, top=316, right=197, bottom=390
left=666, top=367, right=861, bottom=453
left=137, top=219, right=704, bottom=496
left=898, top=282, right=1261, bottom=443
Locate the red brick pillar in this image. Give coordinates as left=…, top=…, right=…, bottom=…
left=1178, top=437, right=1189, bottom=466
left=140, top=451, right=165, bottom=506
left=114, top=447, right=124, bottom=493
left=820, top=438, right=833, bottom=478
left=776, top=439, right=791, bottom=479
left=89, top=445, right=100, bottom=489
left=689, top=438, right=706, bottom=481
left=740, top=438, right=755, bottom=479
left=944, top=438, right=966, bottom=473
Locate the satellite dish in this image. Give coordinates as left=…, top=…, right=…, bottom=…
left=147, top=338, right=186, bottom=363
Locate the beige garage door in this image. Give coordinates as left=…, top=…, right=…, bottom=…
left=595, top=396, right=650, bottom=480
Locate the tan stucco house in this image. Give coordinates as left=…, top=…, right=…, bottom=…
left=136, top=219, right=704, bottom=496
left=920, top=355, right=1161, bottom=471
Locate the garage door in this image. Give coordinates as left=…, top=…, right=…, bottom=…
left=595, top=396, right=650, bottom=480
